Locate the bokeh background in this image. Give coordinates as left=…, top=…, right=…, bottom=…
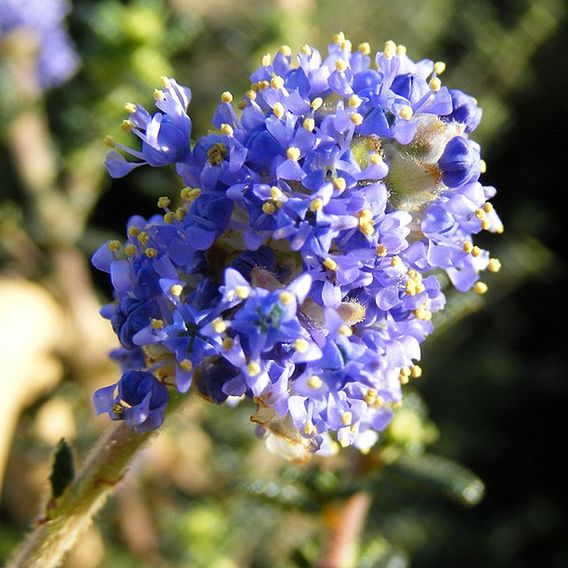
left=1, top=0, right=566, bottom=566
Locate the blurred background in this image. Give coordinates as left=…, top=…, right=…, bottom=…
left=1, top=0, right=566, bottom=566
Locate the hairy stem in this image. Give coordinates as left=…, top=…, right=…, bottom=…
left=6, top=422, right=156, bottom=568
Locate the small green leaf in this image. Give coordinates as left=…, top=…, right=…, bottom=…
left=49, top=438, right=75, bottom=499
left=385, top=454, right=485, bottom=507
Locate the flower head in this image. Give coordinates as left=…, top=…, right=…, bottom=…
left=94, top=35, right=501, bottom=458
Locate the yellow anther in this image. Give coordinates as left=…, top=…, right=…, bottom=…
left=293, top=338, right=309, bottom=353
left=434, top=61, right=446, bottom=75
left=304, top=420, right=316, bottom=436
left=273, top=102, right=285, bottom=119
left=151, top=318, right=164, bottom=330
left=357, top=209, right=373, bottom=222
left=286, top=147, right=301, bottom=161
left=332, top=31, right=346, bottom=45
left=121, top=119, right=134, bottom=131
left=164, top=212, right=176, bottom=224
left=104, top=135, right=115, bottom=147
left=261, top=53, right=272, bottom=67
left=179, top=359, right=193, bottom=371
left=220, top=123, right=234, bottom=136
left=405, top=280, right=417, bottom=296
left=175, top=207, right=186, bottom=221
left=145, top=247, right=157, bottom=258
left=107, top=240, right=121, bottom=252
left=496, top=224, right=505, bottom=234
left=479, top=159, right=487, bottom=173
left=429, top=77, right=441, bottom=92
left=399, top=105, right=413, bottom=120
left=335, top=59, right=348, bottom=73
left=376, top=244, right=388, bottom=257
left=341, top=40, right=352, bottom=52
left=341, top=411, right=353, bottom=426
left=221, top=91, right=233, bottom=103
left=137, top=231, right=149, bottom=245
left=369, top=152, right=383, bottom=165
left=279, top=45, right=292, bottom=57
left=310, top=197, right=324, bottom=212
left=301, top=44, right=312, bottom=55
left=153, top=89, right=165, bottom=101
left=157, top=196, right=171, bottom=209
left=351, top=112, right=363, bottom=125
left=364, top=388, right=378, bottom=405
left=348, top=95, right=362, bottom=108
left=262, top=202, right=276, bottom=215
left=358, top=42, right=371, bottom=55
left=323, top=257, right=338, bottom=271
left=413, top=306, right=432, bottom=321
left=270, top=75, right=284, bottom=90
left=471, top=245, right=482, bottom=257
left=473, top=281, right=488, bottom=294
left=170, top=284, right=183, bottom=297
left=235, top=285, right=250, bottom=299
left=180, top=187, right=201, bottom=201
left=307, top=375, right=323, bottom=389
left=384, top=40, right=396, bottom=59
left=487, top=258, right=502, bottom=272
left=311, top=97, right=323, bottom=110
left=338, top=324, right=352, bottom=337
left=475, top=208, right=486, bottom=220
left=483, top=202, right=494, bottom=213
left=303, top=117, right=315, bottom=131
left=212, top=318, right=227, bottom=334
left=391, top=255, right=402, bottom=267
left=125, top=244, right=137, bottom=256
left=124, top=103, right=137, bottom=113
left=279, top=291, right=294, bottom=305
left=270, top=186, right=283, bottom=200
left=222, top=337, right=234, bottom=350
left=399, top=373, right=410, bottom=385
left=463, top=241, right=474, bottom=253
left=396, top=44, right=407, bottom=56
left=333, top=177, right=346, bottom=192
left=410, top=364, right=422, bottom=379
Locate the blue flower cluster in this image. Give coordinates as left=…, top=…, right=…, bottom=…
left=94, top=36, right=502, bottom=457
left=0, top=0, right=78, bottom=89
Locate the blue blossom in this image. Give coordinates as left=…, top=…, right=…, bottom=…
left=94, top=35, right=501, bottom=458
left=0, top=0, right=78, bottom=89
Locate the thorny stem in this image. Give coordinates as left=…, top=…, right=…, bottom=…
left=7, top=423, right=156, bottom=568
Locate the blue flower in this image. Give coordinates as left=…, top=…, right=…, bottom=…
left=93, top=371, right=169, bottom=431
left=94, top=35, right=501, bottom=457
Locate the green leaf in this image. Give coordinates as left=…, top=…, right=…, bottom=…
left=49, top=438, right=75, bottom=499
left=384, top=454, right=485, bottom=507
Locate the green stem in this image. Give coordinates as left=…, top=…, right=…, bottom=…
left=6, top=421, right=156, bottom=568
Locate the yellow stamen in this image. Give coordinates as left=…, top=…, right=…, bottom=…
left=180, top=359, right=193, bottom=372
left=270, top=75, right=284, bottom=90
left=333, top=177, right=346, bottom=192
left=434, top=61, right=446, bottom=75
left=212, top=318, right=227, bottom=334
left=286, top=147, right=301, bottom=161
left=107, top=240, right=121, bottom=252
left=125, top=244, right=137, bottom=256
left=358, top=42, right=371, bottom=55
left=273, top=102, right=285, bottom=119
left=479, top=159, right=487, bottom=173
left=235, top=285, right=250, bottom=299
left=429, top=77, right=441, bottom=92
left=332, top=31, right=346, bottom=45
left=301, top=44, right=312, bottom=56
left=164, top=212, right=176, bottom=224
left=221, top=91, right=233, bottom=103
left=121, top=119, right=134, bottom=131
left=303, top=117, right=315, bottom=131
left=396, top=44, right=407, bottom=56
left=124, top=103, right=137, bottom=113
left=410, top=364, right=422, bottom=379
left=323, top=257, right=338, bottom=271
left=338, top=324, right=352, bottom=337
left=270, top=186, right=283, bottom=200
left=335, top=59, right=348, bottom=73
left=104, top=135, right=114, bottom=147
left=157, top=196, right=170, bottom=209
left=279, top=45, right=292, bottom=57
left=245, top=89, right=257, bottom=100
left=487, top=258, right=501, bottom=272
left=247, top=361, right=261, bottom=376
left=310, top=198, right=323, bottom=212
left=341, top=411, right=353, bottom=426
left=170, top=284, right=183, bottom=297
left=348, top=95, right=362, bottom=108
left=399, top=105, right=413, bottom=120
left=351, top=112, right=363, bottom=125
left=222, top=337, right=234, bottom=350
left=145, top=248, right=157, bottom=258
left=153, top=89, right=165, bottom=101
left=151, top=318, right=164, bottom=330
left=261, top=53, right=272, bottom=67
left=473, top=281, right=488, bottom=294
left=311, top=97, right=323, bottom=110
left=293, top=338, right=309, bottom=353
left=279, top=291, right=294, bottom=305
left=463, top=241, right=474, bottom=253
left=384, top=40, right=396, bottom=59
left=307, top=375, right=323, bottom=388
left=369, top=153, right=383, bottom=165
left=262, top=202, right=276, bottom=215
left=220, top=123, right=234, bottom=136
left=376, top=244, right=388, bottom=257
